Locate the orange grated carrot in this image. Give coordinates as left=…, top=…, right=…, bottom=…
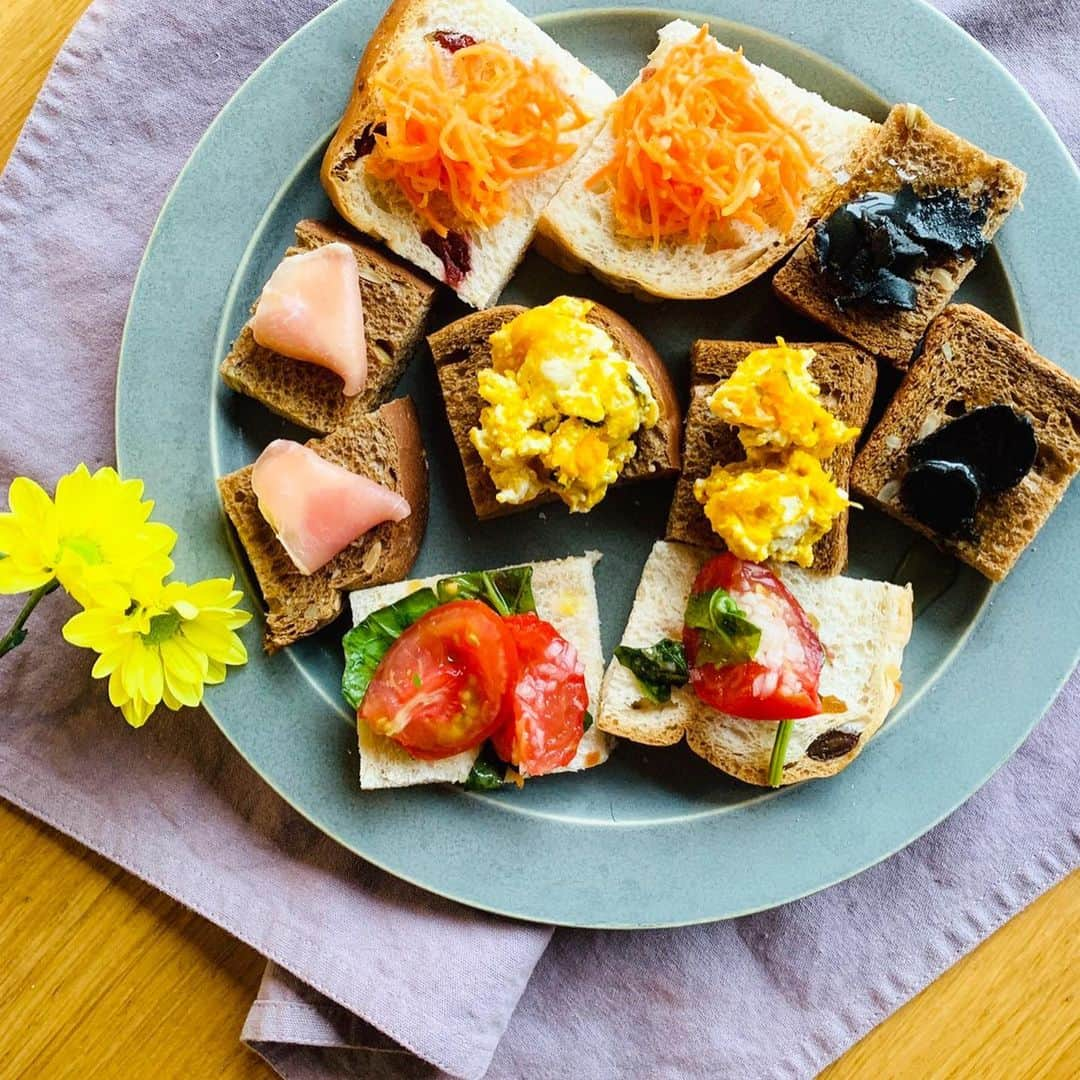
left=587, top=25, right=818, bottom=247
left=367, top=41, right=591, bottom=237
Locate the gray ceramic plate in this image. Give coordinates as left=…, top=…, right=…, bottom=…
left=116, top=0, right=1080, bottom=926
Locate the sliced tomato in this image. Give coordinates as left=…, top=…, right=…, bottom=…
left=360, top=600, right=517, bottom=759
left=683, top=553, right=824, bottom=721
left=491, top=613, right=588, bottom=777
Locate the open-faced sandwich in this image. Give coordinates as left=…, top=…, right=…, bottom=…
left=667, top=338, right=875, bottom=575
left=343, top=553, right=611, bottom=788
left=321, top=0, right=615, bottom=308
left=773, top=104, right=1026, bottom=367
left=537, top=20, right=876, bottom=299
left=218, top=399, right=428, bottom=651
left=428, top=295, right=681, bottom=518
left=851, top=304, right=1080, bottom=580
left=599, top=541, right=913, bottom=786
left=220, top=219, right=437, bottom=432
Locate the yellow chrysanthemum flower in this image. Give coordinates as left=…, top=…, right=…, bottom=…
left=0, top=465, right=177, bottom=609
left=62, top=577, right=252, bottom=727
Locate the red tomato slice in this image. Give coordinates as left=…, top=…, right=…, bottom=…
left=491, top=613, right=588, bottom=777
left=683, top=554, right=824, bottom=721
left=360, top=600, right=517, bottom=759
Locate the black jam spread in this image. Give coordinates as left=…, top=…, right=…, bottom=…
left=899, top=404, right=1036, bottom=539
left=815, top=184, right=988, bottom=312
left=429, top=30, right=479, bottom=53
left=422, top=229, right=471, bottom=287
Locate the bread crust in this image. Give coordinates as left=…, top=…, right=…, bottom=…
left=218, top=397, right=428, bottom=651
left=428, top=300, right=682, bottom=519
left=320, top=0, right=423, bottom=218
left=666, top=340, right=877, bottom=576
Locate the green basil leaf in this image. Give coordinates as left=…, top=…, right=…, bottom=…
left=465, top=744, right=507, bottom=791
left=582, top=710, right=594, bottom=732
left=684, top=588, right=761, bottom=667
left=436, top=566, right=536, bottom=616
left=341, top=587, right=439, bottom=710
left=614, top=639, right=689, bottom=704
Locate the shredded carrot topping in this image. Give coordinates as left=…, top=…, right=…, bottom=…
left=587, top=25, right=818, bottom=247
left=366, top=41, right=591, bottom=237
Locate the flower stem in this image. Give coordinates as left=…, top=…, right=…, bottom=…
left=0, top=579, right=60, bottom=658
left=768, top=720, right=794, bottom=787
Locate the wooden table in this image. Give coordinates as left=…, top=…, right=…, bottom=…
left=1, top=2, right=1077, bottom=1076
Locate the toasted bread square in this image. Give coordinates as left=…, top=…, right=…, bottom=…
left=851, top=305, right=1080, bottom=581
left=320, top=0, right=615, bottom=309
left=219, top=219, right=437, bottom=433
left=665, top=340, right=877, bottom=576
left=597, top=541, right=912, bottom=786
left=427, top=302, right=681, bottom=520
left=348, top=553, right=611, bottom=789
left=773, top=104, right=1026, bottom=367
left=218, top=398, right=428, bottom=651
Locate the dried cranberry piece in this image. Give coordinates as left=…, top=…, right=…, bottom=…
left=430, top=30, right=479, bottom=53
left=353, top=121, right=386, bottom=159
left=422, top=229, right=471, bottom=287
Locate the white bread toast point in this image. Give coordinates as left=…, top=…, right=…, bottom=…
left=536, top=20, right=877, bottom=300
left=321, top=0, right=615, bottom=309
left=348, top=552, right=611, bottom=789
left=598, top=541, right=913, bottom=786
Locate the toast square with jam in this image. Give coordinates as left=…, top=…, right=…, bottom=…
left=773, top=104, right=1026, bottom=368
left=851, top=304, right=1080, bottom=580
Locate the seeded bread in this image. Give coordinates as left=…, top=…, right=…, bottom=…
left=666, top=340, right=877, bottom=575
left=535, top=19, right=877, bottom=301
left=219, top=219, right=437, bottom=434
left=320, top=0, right=615, bottom=309
left=773, top=104, right=1027, bottom=368
left=597, top=541, right=913, bottom=786
left=218, top=398, right=428, bottom=652
left=851, top=304, right=1080, bottom=581
left=427, top=301, right=682, bottom=519
left=349, top=552, right=611, bottom=789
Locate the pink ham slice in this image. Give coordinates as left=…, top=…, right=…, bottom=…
left=250, top=243, right=367, bottom=396
left=250, top=440, right=410, bottom=576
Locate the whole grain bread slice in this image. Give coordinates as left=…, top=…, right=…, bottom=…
left=597, top=541, right=913, bottom=786
left=851, top=304, right=1080, bottom=581
left=773, top=104, right=1026, bottom=368
left=427, top=300, right=682, bottom=519
left=319, top=0, right=614, bottom=309
left=218, top=397, right=428, bottom=651
left=665, top=339, right=877, bottom=575
left=219, top=219, right=437, bottom=433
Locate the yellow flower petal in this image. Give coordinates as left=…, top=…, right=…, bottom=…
left=0, top=560, right=53, bottom=595
left=8, top=476, right=53, bottom=528
left=121, top=695, right=155, bottom=728
left=161, top=637, right=206, bottom=685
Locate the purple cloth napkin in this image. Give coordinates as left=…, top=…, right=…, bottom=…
left=0, top=1, right=1076, bottom=1078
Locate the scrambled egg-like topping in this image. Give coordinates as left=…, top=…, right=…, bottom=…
left=694, top=340, right=859, bottom=567
left=470, top=296, right=659, bottom=512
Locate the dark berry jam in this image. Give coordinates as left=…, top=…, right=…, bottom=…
left=422, top=229, right=471, bottom=287
left=430, top=30, right=479, bottom=53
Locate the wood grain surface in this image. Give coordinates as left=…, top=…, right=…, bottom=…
left=1, top=2, right=1077, bottom=1078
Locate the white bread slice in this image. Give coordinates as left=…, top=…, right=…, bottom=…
left=536, top=20, right=877, bottom=300
left=321, top=0, right=615, bottom=309
left=598, top=541, right=913, bottom=785
left=348, top=552, right=611, bottom=789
